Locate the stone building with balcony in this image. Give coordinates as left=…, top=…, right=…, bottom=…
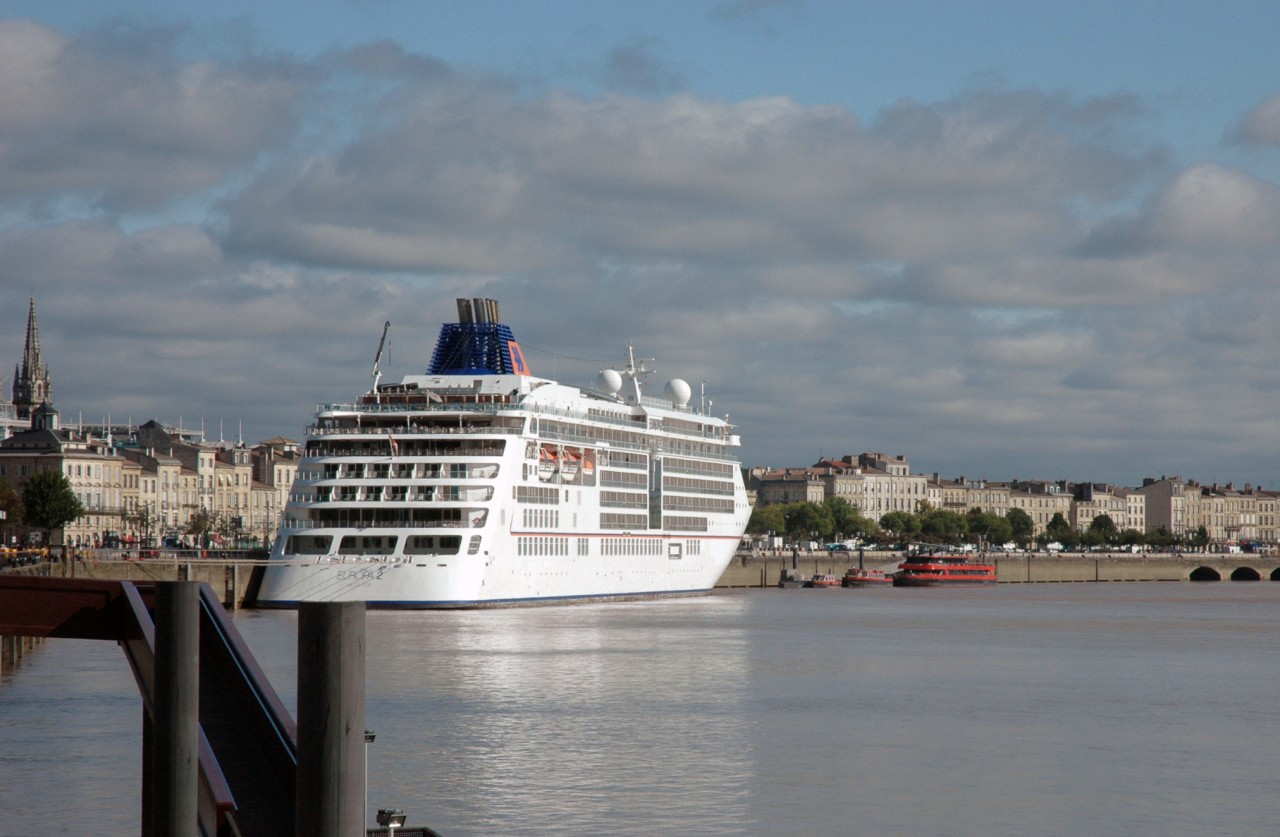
left=0, top=402, right=131, bottom=547
left=756, top=453, right=929, bottom=519
left=929, top=475, right=1011, bottom=518
left=755, top=467, right=826, bottom=505
left=1070, top=482, right=1145, bottom=534
left=1137, top=476, right=1279, bottom=548
left=1137, top=476, right=1194, bottom=539
left=1007, top=480, right=1073, bottom=537
left=0, top=297, right=299, bottom=549
left=820, top=453, right=928, bottom=518
left=1197, top=482, right=1276, bottom=548
left=120, top=420, right=298, bottom=548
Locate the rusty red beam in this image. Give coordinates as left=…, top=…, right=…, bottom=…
left=0, top=575, right=157, bottom=639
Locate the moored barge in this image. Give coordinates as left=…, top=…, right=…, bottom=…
left=892, top=552, right=997, bottom=587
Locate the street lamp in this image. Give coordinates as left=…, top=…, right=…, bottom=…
left=377, top=808, right=406, bottom=836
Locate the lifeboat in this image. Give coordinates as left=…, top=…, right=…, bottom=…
left=559, top=447, right=580, bottom=481
left=537, top=445, right=558, bottom=481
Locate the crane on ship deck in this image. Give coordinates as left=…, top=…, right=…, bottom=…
left=372, top=320, right=390, bottom=402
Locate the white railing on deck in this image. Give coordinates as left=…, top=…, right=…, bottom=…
left=304, top=397, right=739, bottom=461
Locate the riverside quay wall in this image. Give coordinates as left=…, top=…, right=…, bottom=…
left=717, top=551, right=1280, bottom=587
left=7, top=550, right=1279, bottom=612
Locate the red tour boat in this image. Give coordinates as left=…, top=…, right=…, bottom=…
left=892, top=552, right=997, bottom=587
left=841, top=568, right=892, bottom=587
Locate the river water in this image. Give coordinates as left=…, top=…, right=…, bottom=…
left=2, top=583, right=1278, bottom=836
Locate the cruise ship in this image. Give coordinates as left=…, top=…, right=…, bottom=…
left=255, top=298, right=751, bottom=608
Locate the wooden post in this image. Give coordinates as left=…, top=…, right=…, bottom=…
left=150, top=581, right=200, bottom=836
left=1, top=635, right=13, bottom=678
left=296, top=602, right=366, bottom=837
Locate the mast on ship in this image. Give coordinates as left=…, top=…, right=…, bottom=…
left=619, top=344, right=652, bottom=404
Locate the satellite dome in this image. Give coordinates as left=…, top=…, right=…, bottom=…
left=664, top=378, right=692, bottom=407
left=597, top=369, right=623, bottom=395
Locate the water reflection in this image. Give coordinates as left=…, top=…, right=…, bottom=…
left=0, top=639, right=141, bottom=835
left=4, top=585, right=1280, bottom=836
left=359, top=597, right=757, bottom=835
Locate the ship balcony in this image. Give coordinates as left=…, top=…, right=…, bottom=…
left=277, top=519, right=485, bottom=531
left=295, top=490, right=495, bottom=503
left=312, top=399, right=529, bottom=421
left=280, top=509, right=488, bottom=530
left=297, top=486, right=493, bottom=503
left=657, top=443, right=740, bottom=463
left=305, top=463, right=499, bottom=480
left=302, top=443, right=508, bottom=459
left=307, top=423, right=522, bottom=439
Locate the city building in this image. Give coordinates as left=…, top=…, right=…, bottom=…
left=929, top=474, right=1011, bottom=518
left=1070, top=482, right=1140, bottom=534
left=0, top=298, right=299, bottom=549
left=1136, top=476, right=1194, bottom=539
left=1007, top=480, right=1074, bottom=537
left=6, top=296, right=1277, bottom=552
left=754, top=456, right=1277, bottom=549
left=755, top=467, right=825, bottom=505
left=0, top=402, right=131, bottom=547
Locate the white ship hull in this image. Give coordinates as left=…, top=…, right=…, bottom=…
left=256, top=535, right=741, bottom=608
left=256, top=297, right=750, bottom=609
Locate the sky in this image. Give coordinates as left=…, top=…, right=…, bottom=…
left=3, top=1, right=1280, bottom=489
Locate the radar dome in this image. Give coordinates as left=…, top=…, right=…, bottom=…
left=597, top=369, right=623, bottom=395
left=664, top=378, right=692, bottom=407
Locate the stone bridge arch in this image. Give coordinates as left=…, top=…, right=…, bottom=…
left=1189, top=563, right=1274, bottom=581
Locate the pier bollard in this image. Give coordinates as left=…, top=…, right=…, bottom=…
left=296, top=601, right=366, bottom=837
left=150, top=581, right=200, bottom=836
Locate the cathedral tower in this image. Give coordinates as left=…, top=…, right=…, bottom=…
left=13, top=297, right=52, bottom=421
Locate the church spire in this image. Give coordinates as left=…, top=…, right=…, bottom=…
left=14, top=296, right=52, bottom=420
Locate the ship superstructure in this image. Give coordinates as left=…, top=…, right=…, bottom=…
left=256, top=298, right=750, bottom=608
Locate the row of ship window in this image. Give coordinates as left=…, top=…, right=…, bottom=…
left=284, top=533, right=465, bottom=556
left=518, top=508, right=710, bottom=532
left=515, top=537, right=703, bottom=557
left=303, top=446, right=734, bottom=482
left=297, top=478, right=734, bottom=507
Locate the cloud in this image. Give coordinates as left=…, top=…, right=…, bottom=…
left=4, top=20, right=1280, bottom=488
left=0, top=220, right=222, bottom=290
left=1232, top=93, right=1280, bottom=145
left=602, top=38, right=684, bottom=95
left=0, top=19, right=307, bottom=213
left=1145, top=163, right=1280, bottom=251
left=219, top=76, right=1166, bottom=306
